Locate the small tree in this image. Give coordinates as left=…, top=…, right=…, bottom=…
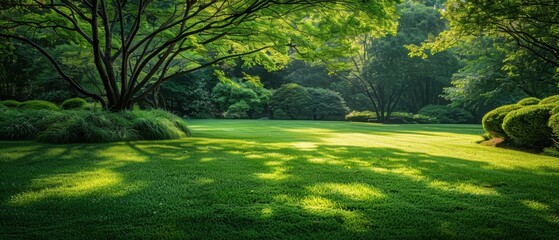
left=270, top=83, right=311, bottom=119
left=307, top=88, right=348, bottom=120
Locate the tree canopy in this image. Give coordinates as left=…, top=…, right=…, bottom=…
left=0, top=0, right=399, bottom=111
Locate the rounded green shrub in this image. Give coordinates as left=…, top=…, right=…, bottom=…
left=62, top=98, right=87, bottom=109
left=552, top=105, right=559, bottom=115
left=345, top=111, right=377, bottom=122
left=540, top=95, right=559, bottom=105
left=502, top=104, right=554, bottom=149
left=548, top=113, right=559, bottom=141
left=0, top=100, right=22, bottom=108
left=517, top=97, right=540, bottom=106
left=18, top=100, right=60, bottom=110
left=482, top=104, right=522, bottom=139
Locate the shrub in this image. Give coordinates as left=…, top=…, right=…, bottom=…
left=482, top=104, right=522, bottom=139
left=272, top=109, right=289, bottom=120
left=38, top=111, right=134, bottom=143
left=539, top=95, right=559, bottom=105
left=62, top=98, right=87, bottom=109
left=0, top=100, right=21, bottom=108
left=307, top=88, right=348, bottom=120
left=345, top=111, right=377, bottom=122
left=2, top=109, right=190, bottom=143
left=269, top=83, right=311, bottom=119
left=548, top=113, right=559, bottom=142
left=502, top=104, right=554, bottom=149
left=0, top=104, right=7, bottom=112
left=418, top=105, right=474, bottom=123
left=0, top=109, right=66, bottom=140
left=517, top=97, right=540, bottom=106
left=122, top=109, right=190, bottom=140
left=18, top=100, right=60, bottom=110
left=390, top=112, right=437, bottom=124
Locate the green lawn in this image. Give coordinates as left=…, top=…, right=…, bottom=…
left=1, top=120, right=558, bottom=239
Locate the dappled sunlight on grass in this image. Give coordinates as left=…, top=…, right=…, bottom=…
left=8, top=169, right=126, bottom=206
left=307, top=183, right=385, bottom=201
left=429, top=180, right=500, bottom=196
left=1, top=120, right=559, bottom=238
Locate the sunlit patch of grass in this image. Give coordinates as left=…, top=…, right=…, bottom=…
left=8, top=169, right=123, bottom=206
left=307, top=183, right=385, bottom=200
left=1, top=120, right=558, bottom=239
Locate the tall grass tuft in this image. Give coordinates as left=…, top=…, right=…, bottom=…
left=1, top=108, right=190, bottom=143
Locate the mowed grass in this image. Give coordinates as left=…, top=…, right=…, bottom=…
left=1, top=120, right=558, bottom=239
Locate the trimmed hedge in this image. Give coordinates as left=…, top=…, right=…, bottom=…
left=540, top=95, right=559, bottom=105
left=482, top=104, right=522, bottom=139
left=18, top=100, right=60, bottom=110
left=418, top=105, right=474, bottom=123
left=502, top=104, right=554, bottom=149
left=390, top=112, right=437, bottom=124
left=345, top=111, right=377, bottom=122
left=517, top=97, right=540, bottom=106
left=62, top=98, right=87, bottom=109
left=548, top=113, right=559, bottom=142
left=0, top=100, right=22, bottom=108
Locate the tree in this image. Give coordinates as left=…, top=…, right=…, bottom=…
left=270, top=83, right=311, bottom=119
left=212, top=76, right=271, bottom=119
left=307, top=88, right=348, bottom=120
left=331, top=1, right=457, bottom=122
left=409, top=0, right=559, bottom=70
left=158, top=68, right=217, bottom=118
left=0, top=0, right=398, bottom=111
left=443, top=37, right=558, bottom=119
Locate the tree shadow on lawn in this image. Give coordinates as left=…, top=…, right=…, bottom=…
left=1, top=138, right=558, bottom=239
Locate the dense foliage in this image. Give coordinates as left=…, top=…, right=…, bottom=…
left=0, top=107, right=190, bottom=143
left=418, top=105, right=474, bottom=124
left=482, top=96, right=559, bottom=152
left=502, top=105, right=554, bottom=149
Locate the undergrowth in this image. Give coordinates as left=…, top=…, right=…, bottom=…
left=1, top=109, right=190, bottom=143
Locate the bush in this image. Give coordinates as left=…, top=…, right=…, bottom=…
left=418, top=105, right=474, bottom=123
left=548, top=113, right=559, bottom=142
left=38, top=111, right=135, bottom=143
left=62, top=98, right=87, bottom=109
left=517, top=97, right=540, bottom=106
left=539, top=95, right=559, bottom=105
left=502, top=104, right=554, bottom=149
left=345, top=111, right=377, bottom=122
left=18, top=100, right=60, bottom=110
left=482, top=104, right=522, bottom=139
left=1, top=109, right=190, bottom=143
left=122, top=109, right=191, bottom=140
left=0, top=109, right=66, bottom=140
left=307, top=88, right=348, bottom=120
left=390, top=112, right=437, bottom=124
left=0, top=100, right=22, bottom=108
left=270, top=83, right=311, bottom=119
